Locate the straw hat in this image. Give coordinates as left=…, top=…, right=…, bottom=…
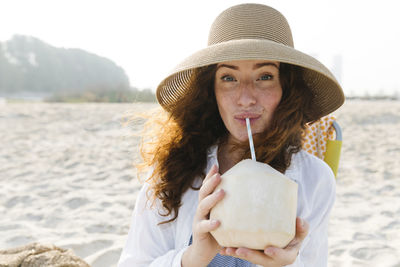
left=156, top=3, right=344, bottom=121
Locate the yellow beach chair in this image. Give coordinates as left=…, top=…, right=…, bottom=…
left=302, top=115, right=343, bottom=177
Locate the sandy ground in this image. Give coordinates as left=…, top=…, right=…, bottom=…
left=1, top=100, right=399, bottom=266
left=328, top=100, right=400, bottom=267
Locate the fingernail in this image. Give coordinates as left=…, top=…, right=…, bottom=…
left=226, top=248, right=234, bottom=255
left=211, top=219, right=218, bottom=226
left=300, top=218, right=304, bottom=227
left=265, top=248, right=274, bottom=256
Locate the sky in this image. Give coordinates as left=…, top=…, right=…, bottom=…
left=1, top=0, right=400, bottom=96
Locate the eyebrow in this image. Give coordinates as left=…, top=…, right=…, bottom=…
left=216, top=62, right=279, bottom=71
left=254, top=62, right=279, bottom=70
left=216, top=64, right=239, bottom=71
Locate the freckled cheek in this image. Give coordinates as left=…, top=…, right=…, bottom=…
left=215, top=95, right=229, bottom=122
left=220, top=101, right=233, bottom=123
left=261, top=91, right=282, bottom=110
left=216, top=99, right=236, bottom=131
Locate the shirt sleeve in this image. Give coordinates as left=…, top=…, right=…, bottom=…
left=118, top=182, right=188, bottom=267
left=289, top=154, right=336, bottom=267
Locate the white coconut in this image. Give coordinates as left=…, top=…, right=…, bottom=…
left=210, top=159, right=298, bottom=249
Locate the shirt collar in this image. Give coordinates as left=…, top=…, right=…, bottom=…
left=205, top=144, right=219, bottom=173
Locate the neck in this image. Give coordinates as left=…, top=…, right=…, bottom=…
left=217, top=137, right=246, bottom=174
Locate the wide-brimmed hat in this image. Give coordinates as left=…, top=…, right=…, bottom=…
left=156, top=3, right=344, bottom=121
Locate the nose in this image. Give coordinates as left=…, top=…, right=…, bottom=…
left=236, top=81, right=256, bottom=107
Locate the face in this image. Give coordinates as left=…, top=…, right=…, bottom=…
left=214, top=60, right=283, bottom=143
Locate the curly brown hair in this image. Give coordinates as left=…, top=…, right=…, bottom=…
left=138, top=63, right=318, bottom=224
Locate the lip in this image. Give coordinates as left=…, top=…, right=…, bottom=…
left=234, top=113, right=261, bottom=126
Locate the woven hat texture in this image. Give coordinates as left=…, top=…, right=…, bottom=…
left=156, top=3, right=344, bottom=120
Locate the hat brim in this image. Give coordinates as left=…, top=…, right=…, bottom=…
left=157, top=38, right=344, bottom=121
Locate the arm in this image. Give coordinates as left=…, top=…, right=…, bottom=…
left=295, top=161, right=336, bottom=266
left=181, top=164, right=226, bottom=266
left=118, top=183, right=185, bottom=267
left=119, top=164, right=226, bottom=267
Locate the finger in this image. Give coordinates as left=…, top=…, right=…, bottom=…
left=219, top=247, right=227, bottom=255
left=285, top=218, right=309, bottom=249
left=262, top=218, right=309, bottom=264
left=220, top=247, right=237, bottom=256
left=264, top=245, right=296, bottom=261
left=223, top=247, right=271, bottom=265
left=197, top=188, right=225, bottom=218
left=199, top=164, right=219, bottom=198
left=295, top=217, right=309, bottom=242
left=195, top=218, right=221, bottom=234
left=236, top=247, right=268, bottom=262
left=203, top=164, right=219, bottom=184
left=199, top=172, right=222, bottom=200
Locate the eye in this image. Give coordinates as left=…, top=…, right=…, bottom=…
left=221, top=75, right=236, bottom=82
left=258, top=74, right=273, bottom=81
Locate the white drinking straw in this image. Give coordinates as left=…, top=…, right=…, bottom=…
left=246, top=118, right=256, bottom=161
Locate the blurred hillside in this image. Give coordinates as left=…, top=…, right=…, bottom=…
left=0, top=35, right=156, bottom=102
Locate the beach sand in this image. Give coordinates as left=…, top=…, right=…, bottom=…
left=1, top=100, right=399, bottom=266
left=329, top=100, right=400, bottom=267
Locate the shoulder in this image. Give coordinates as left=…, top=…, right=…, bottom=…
left=134, top=167, right=168, bottom=217
left=291, top=150, right=332, bottom=173
left=135, top=174, right=198, bottom=221
left=134, top=182, right=155, bottom=213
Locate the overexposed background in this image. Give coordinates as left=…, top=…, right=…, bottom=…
left=1, top=0, right=399, bottom=96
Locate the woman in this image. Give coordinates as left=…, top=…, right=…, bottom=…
left=119, top=3, right=344, bottom=267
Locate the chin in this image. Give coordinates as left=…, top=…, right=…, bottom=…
left=231, top=132, right=250, bottom=143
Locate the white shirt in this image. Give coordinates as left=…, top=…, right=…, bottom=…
left=118, top=146, right=336, bottom=267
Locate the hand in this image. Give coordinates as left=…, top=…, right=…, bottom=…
left=219, top=217, right=309, bottom=267
left=181, top=164, right=225, bottom=267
